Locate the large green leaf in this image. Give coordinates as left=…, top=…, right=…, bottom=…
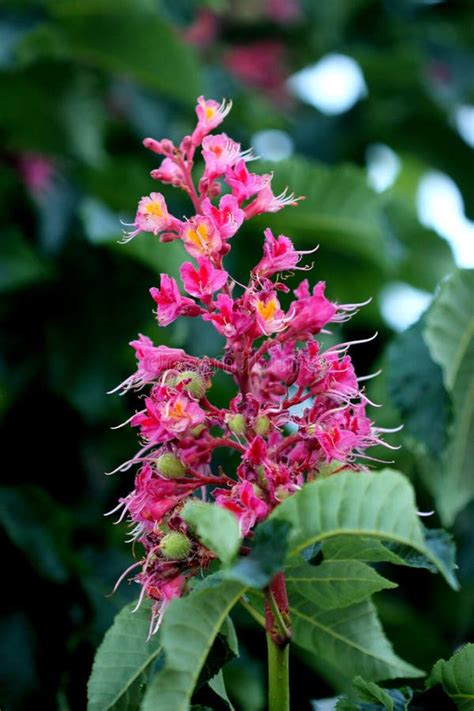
left=182, top=501, right=241, bottom=566
left=426, top=643, right=474, bottom=711
left=224, top=519, right=291, bottom=588
left=269, top=469, right=455, bottom=587
left=250, top=158, right=388, bottom=268
left=422, top=269, right=474, bottom=524
left=387, top=319, right=451, bottom=458
left=46, top=1, right=200, bottom=103
left=87, top=600, right=162, bottom=711
left=290, top=593, right=422, bottom=682
left=141, top=578, right=245, bottom=711
left=285, top=559, right=397, bottom=610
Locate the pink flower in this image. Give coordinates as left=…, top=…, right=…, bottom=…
left=202, top=195, right=244, bottom=240
left=253, top=292, right=288, bottom=335
left=150, top=275, right=202, bottom=326
left=253, top=228, right=302, bottom=277
left=180, top=257, right=228, bottom=299
left=203, top=294, right=252, bottom=338
left=286, top=280, right=336, bottom=336
left=17, top=152, right=54, bottom=193
left=151, top=158, right=184, bottom=186
left=224, top=159, right=270, bottom=204
left=215, top=480, right=269, bottom=535
left=110, top=335, right=190, bottom=393
left=131, top=387, right=206, bottom=443
left=202, top=133, right=244, bottom=180
left=244, top=185, right=301, bottom=219
left=181, top=216, right=223, bottom=259
left=191, top=96, right=232, bottom=145
left=223, top=41, right=288, bottom=100
left=124, top=192, right=175, bottom=242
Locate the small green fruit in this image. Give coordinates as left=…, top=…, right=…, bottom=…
left=254, top=415, right=270, bottom=436
left=155, top=452, right=186, bottom=479
left=227, top=413, right=246, bottom=435
left=175, top=370, right=207, bottom=399
left=159, top=532, right=192, bottom=560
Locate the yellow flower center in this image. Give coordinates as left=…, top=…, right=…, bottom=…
left=186, top=222, right=210, bottom=251
left=169, top=400, right=186, bottom=419
left=256, top=297, right=278, bottom=321
left=145, top=200, right=164, bottom=218
left=205, top=106, right=216, bottom=121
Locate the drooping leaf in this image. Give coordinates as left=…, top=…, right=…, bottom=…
left=269, top=469, right=456, bottom=587
left=290, top=593, right=422, bottom=682
left=285, top=559, right=397, bottom=610
left=322, top=527, right=459, bottom=591
left=387, top=319, right=451, bottom=458
left=224, top=519, right=291, bottom=588
left=141, top=578, right=245, bottom=711
left=182, top=501, right=241, bottom=566
left=422, top=269, right=474, bottom=524
left=87, top=600, right=162, bottom=711
left=427, top=643, right=474, bottom=711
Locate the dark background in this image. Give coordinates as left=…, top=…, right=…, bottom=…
left=1, top=1, right=473, bottom=709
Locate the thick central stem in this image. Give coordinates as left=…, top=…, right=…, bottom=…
left=266, top=632, right=290, bottom=711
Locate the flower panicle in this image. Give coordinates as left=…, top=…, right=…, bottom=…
left=110, top=97, right=384, bottom=632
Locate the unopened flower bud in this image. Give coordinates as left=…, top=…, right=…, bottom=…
left=143, top=137, right=164, bottom=154
left=255, top=415, right=270, bottom=436
left=159, top=531, right=191, bottom=560
left=227, top=413, right=246, bottom=435
left=189, top=423, right=206, bottom=437
left=155, top=452, right=186, bottom=479
left=175, top=370, right=208, bottom=399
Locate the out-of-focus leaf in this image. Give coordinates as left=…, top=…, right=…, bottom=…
left=387, top=319, right=451, bottom=458
left=61, top=73, right=106, bottom=167
left=285, top=559, right=396, bottom=610
left=182, top=501, right=241, bottom=565
left=0, top=486, right=74, bottom=582
left=142, top=577, right=245, bottom=711
left=336, top=676, right=414, bottom=710
left=427, top=643, right=474, bottom=711
left=47, top=1, right=201, bottom=104
left=224, top=519, right=291, bottom=588
left=422, top=269, right=474, bottom=524
left=0, top=230, right=52, bottom=292
left=87, top=600, right=162, bottom=711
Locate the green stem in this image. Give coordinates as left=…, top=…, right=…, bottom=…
left=266, top=631, right=290, bottom=711
left=239, top=597, right=266, bottom=628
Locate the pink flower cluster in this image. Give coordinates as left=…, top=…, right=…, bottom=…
left=109, top=97, right=388, bottom=633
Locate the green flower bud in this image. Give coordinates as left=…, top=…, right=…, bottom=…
left=254, top=415, right=270, bottom=436
left=155, top=452, right=186, bottom=479
left=159, top=531, right=192, bottom=560
left=175, top=370, right=207, bottom=399
left=227, top=413, right=246, bottom=435
left=189, top=424, right=206, bottom=437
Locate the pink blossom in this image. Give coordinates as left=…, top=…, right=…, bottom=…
left=151, top=158, right=184, bottom=186
left=180, top=257, right=228, bottom=299
left=181, top=216, right=223, bottom=259
left=223, top=41, right=288, bottom=100
left=203, top=294, right=252, bottom=338
left=131, top=387, right=206, bottom=443
left=124, top=192, right=175, bottom=242
left=150, top=275, right=202, bottom=326
left=254, top=228, right=302, bottom=277
left=224, top=159, right=270, bottom=204
left=201, top=133, right=244, bottom=180
left=244, top=185, right=301, bottom=219
left=216, top=480, right=269, bottom=536
left=17, top=152, right=54, bottom=193
left=191, top=96, right=232, bottom=145
left=202, top=195, right=244, bottom=239
left=253, top=292, right=288, bottom=335
left=286, top=280, right=336, bottom=336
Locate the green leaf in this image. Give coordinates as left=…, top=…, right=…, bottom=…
left=49, top=2, right=200, bottom=103
left=285, top=560, right=397, bottom=610
left=252, top=158, right=388, bottom=268
left=141, top=578, right=245, bottom=711
left=224, top=519, right=291, bottom=588
left=427, top=644, right=474, bottom=711
left=290, top=594, right=422, bottom=682
left=322, top=527, right=459, bottom=591
left=387, top=319, right=451, bottom=458
left=207, top=669, right=235, bottom=711
left=269, top=469, right=456, bottom=588
left=182, top=501, right=241, bottom=566
left=336, top=676, right=414, bottom=710
left=423, top=269, right=474, bottom=524
left=87, top=600, right=162, bottom=711
left=0, top=229, right=52, bottom=292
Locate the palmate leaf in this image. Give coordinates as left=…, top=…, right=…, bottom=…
left=285, top=560, right=397, bottom=610
left=269, top=469, right=456, bottom=587
left=423, top=269, right=474, bottom=524
left=427, top=644, right=474, bottom=711
left=290, top=593, right=422, bottom=682
left=87, top=600, right=162, bottom=711
left=141, top=578, right=245, bottom=711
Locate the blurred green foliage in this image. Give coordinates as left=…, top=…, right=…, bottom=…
left=1, top=0, right=473, bottom=709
